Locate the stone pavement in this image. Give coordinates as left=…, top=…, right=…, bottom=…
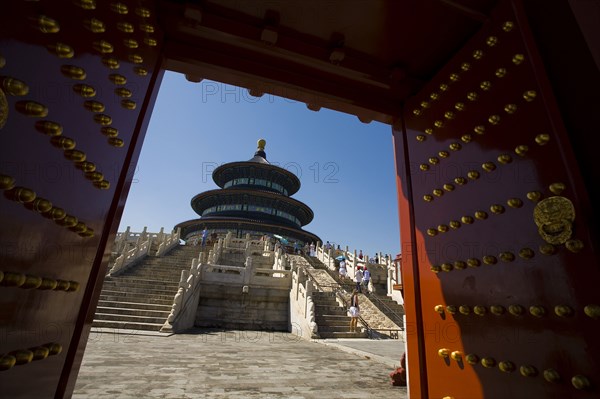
left=73, top=328, right=408, bottom=399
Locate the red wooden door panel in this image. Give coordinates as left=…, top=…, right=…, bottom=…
left=0, top=1, right=163, bottom=397
left=398, top=1, right=599, bottom=398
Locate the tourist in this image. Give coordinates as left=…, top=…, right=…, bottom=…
left=309, top=242, right=316, bottom=256
left=363, top=267, right=371, bottom=291
left=325, top=241, right=332, bottom=251
left=339, top=258, right=347, bottom=279
left=201, top=228, right=208, bottom=248
left=355, top=266, right=363, bottom=293
left=349, top=290, right=360, bottom=332
left=358, top=250, right=363, bottom=260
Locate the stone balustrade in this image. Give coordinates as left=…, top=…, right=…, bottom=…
left=156, top=227, right=181, bottom=256
left=161, top=242, right=293, bottom=333
left=108, top=236, right=153, bottom=276
left=161, top=251, right=208, bottom=333
left=207, top=233, right=275, bottom=266
left=108, top=227, right=182, bottom=276
left=314, top=242, right=396, bottom=294
left=273, top=247, right=288, bottom=272
left=289, top=258, right=318, bottom=339
left=200, top=257, right=291, bottom=289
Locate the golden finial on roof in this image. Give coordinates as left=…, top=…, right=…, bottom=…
left=257, top=139, right=266, bottom=150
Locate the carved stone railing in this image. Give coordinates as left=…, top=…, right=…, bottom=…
left=161, top=251, right=208, bottom=333
left=108, top=236, right=153, bottom=276
left=273, top=247, right=288, bottom=274
left=156, top=227, right=181, bottom=256
left=290, top=259, right=318, bottom=339
left=161, top=250, right=292, bottom=333
left=315, top=244, right=336, bottom=271
left=108, top=227, right=183, bottom=276
left=113, top=226, right=148, bottom=254
left=209, top=234, right=273, bottom=265
left=200, top=256, right=291, bottom=288
left=315, top=242, right=394, bottom=294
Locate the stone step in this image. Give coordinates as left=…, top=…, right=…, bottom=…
left=314, top=317, right=351, bottom=326
left=97, top=300, right=172, bottom=312
left=95, top=306, right=170, bottom=318
left=199, top=298, right=288, bottom=309
left=316, top=315, right=352, bottom=323
left=132, top=261, right=191, bottom=266
left=99, top=285, right=177, bottom=296
left=92, top=319, right=164, bottom=332
left=94, top=312, right=167, bottom=325
left=318, top=331, right=368, bottom=339
left=119, top=270, right=182, bottom=277
left=119, top=271, right=182, bottom=278
left=194, top=318, right=288, bottom=331
left=311, top=291, right=336, bottom=298
left=312, top=297, right=341, bottom=305
left=196, top=306, right=288, bottom=322
left=315, top=309, right=348, bottom=317
left=102, top=279, right=179, bottom=290
left=314, top=304, right=346, bottom=314
left=123, top=264, right=187, bottom=270
left=318, top=325, right=359, bottom=333
left=99, top=291, right=174, bottom=304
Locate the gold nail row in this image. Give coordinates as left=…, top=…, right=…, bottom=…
left=422, top=159, right=500, bottom=202
left=101, top=56, right=149, bottom=77
left=62, top=63, right=134, bottom=89
left=0, top=342, right=62, bottom=372
left=48, top=41, right=150, bottom=70
left=422, top=149, right=555, bottom=204
left=430, top=240, right=584, bottom=274
left=1, top=271, right=80, bottom=292
left=34, top=118, right=116, bottom=185
left=435, top=304, right=599, bottom=319
left=437, top=348, right=591, bottom=389
left=74, top=0, right=152, bottom=23
left=413, top=21, right=516, bottom=118
left=415, top=61, right=527, bottom=141
left=430, top=249, right=531, bottom=273
left=83, top=19, right=155, bottom=37
left=420, top=133, right=549, bottom=175
left=417, top=88, right=535, bottom=144
left=0, top=175, right=95, bottom=237
left=426, top=197, right=523, bottom=236
left=426, top=185, right=577, bottom=240
left=7, top=72, right=126, bottom=155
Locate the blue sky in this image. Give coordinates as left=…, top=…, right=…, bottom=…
left=118, top=71, right=400, bottom=258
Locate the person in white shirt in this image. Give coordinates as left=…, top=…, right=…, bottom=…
left=355, top=267, right=363, bottom=293
left=339, top=259, right=347, bottom=279
left=349, top=290, right=360, bottom=332
left=362, top=267, right=371, bottom=291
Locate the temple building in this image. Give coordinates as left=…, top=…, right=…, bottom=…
left=175, top=139, right=320, bottom=246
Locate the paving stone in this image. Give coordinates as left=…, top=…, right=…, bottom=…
left=73, top=328, right=407, bottom=399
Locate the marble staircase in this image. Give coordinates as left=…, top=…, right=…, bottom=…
left=93, top=245, right=201, bottom=331
left=312, top=291, right=368, bottom=338
left=302, top=255, right=404, bottom=338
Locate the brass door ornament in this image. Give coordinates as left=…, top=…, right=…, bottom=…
left=533, top=196, right=575, bottom=244
left=0, top=88, right=7, bottom=129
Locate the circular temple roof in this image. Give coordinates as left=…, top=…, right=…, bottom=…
left=191, top=188, right=314, bottom=225
left=212, top=140, right=301, bottom=195
left=175, top=217, right=321, bottom=245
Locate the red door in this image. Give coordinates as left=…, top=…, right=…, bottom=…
left=0, top=1, right=163, bottom=396
left=395, top=1, right=599, bottom=398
